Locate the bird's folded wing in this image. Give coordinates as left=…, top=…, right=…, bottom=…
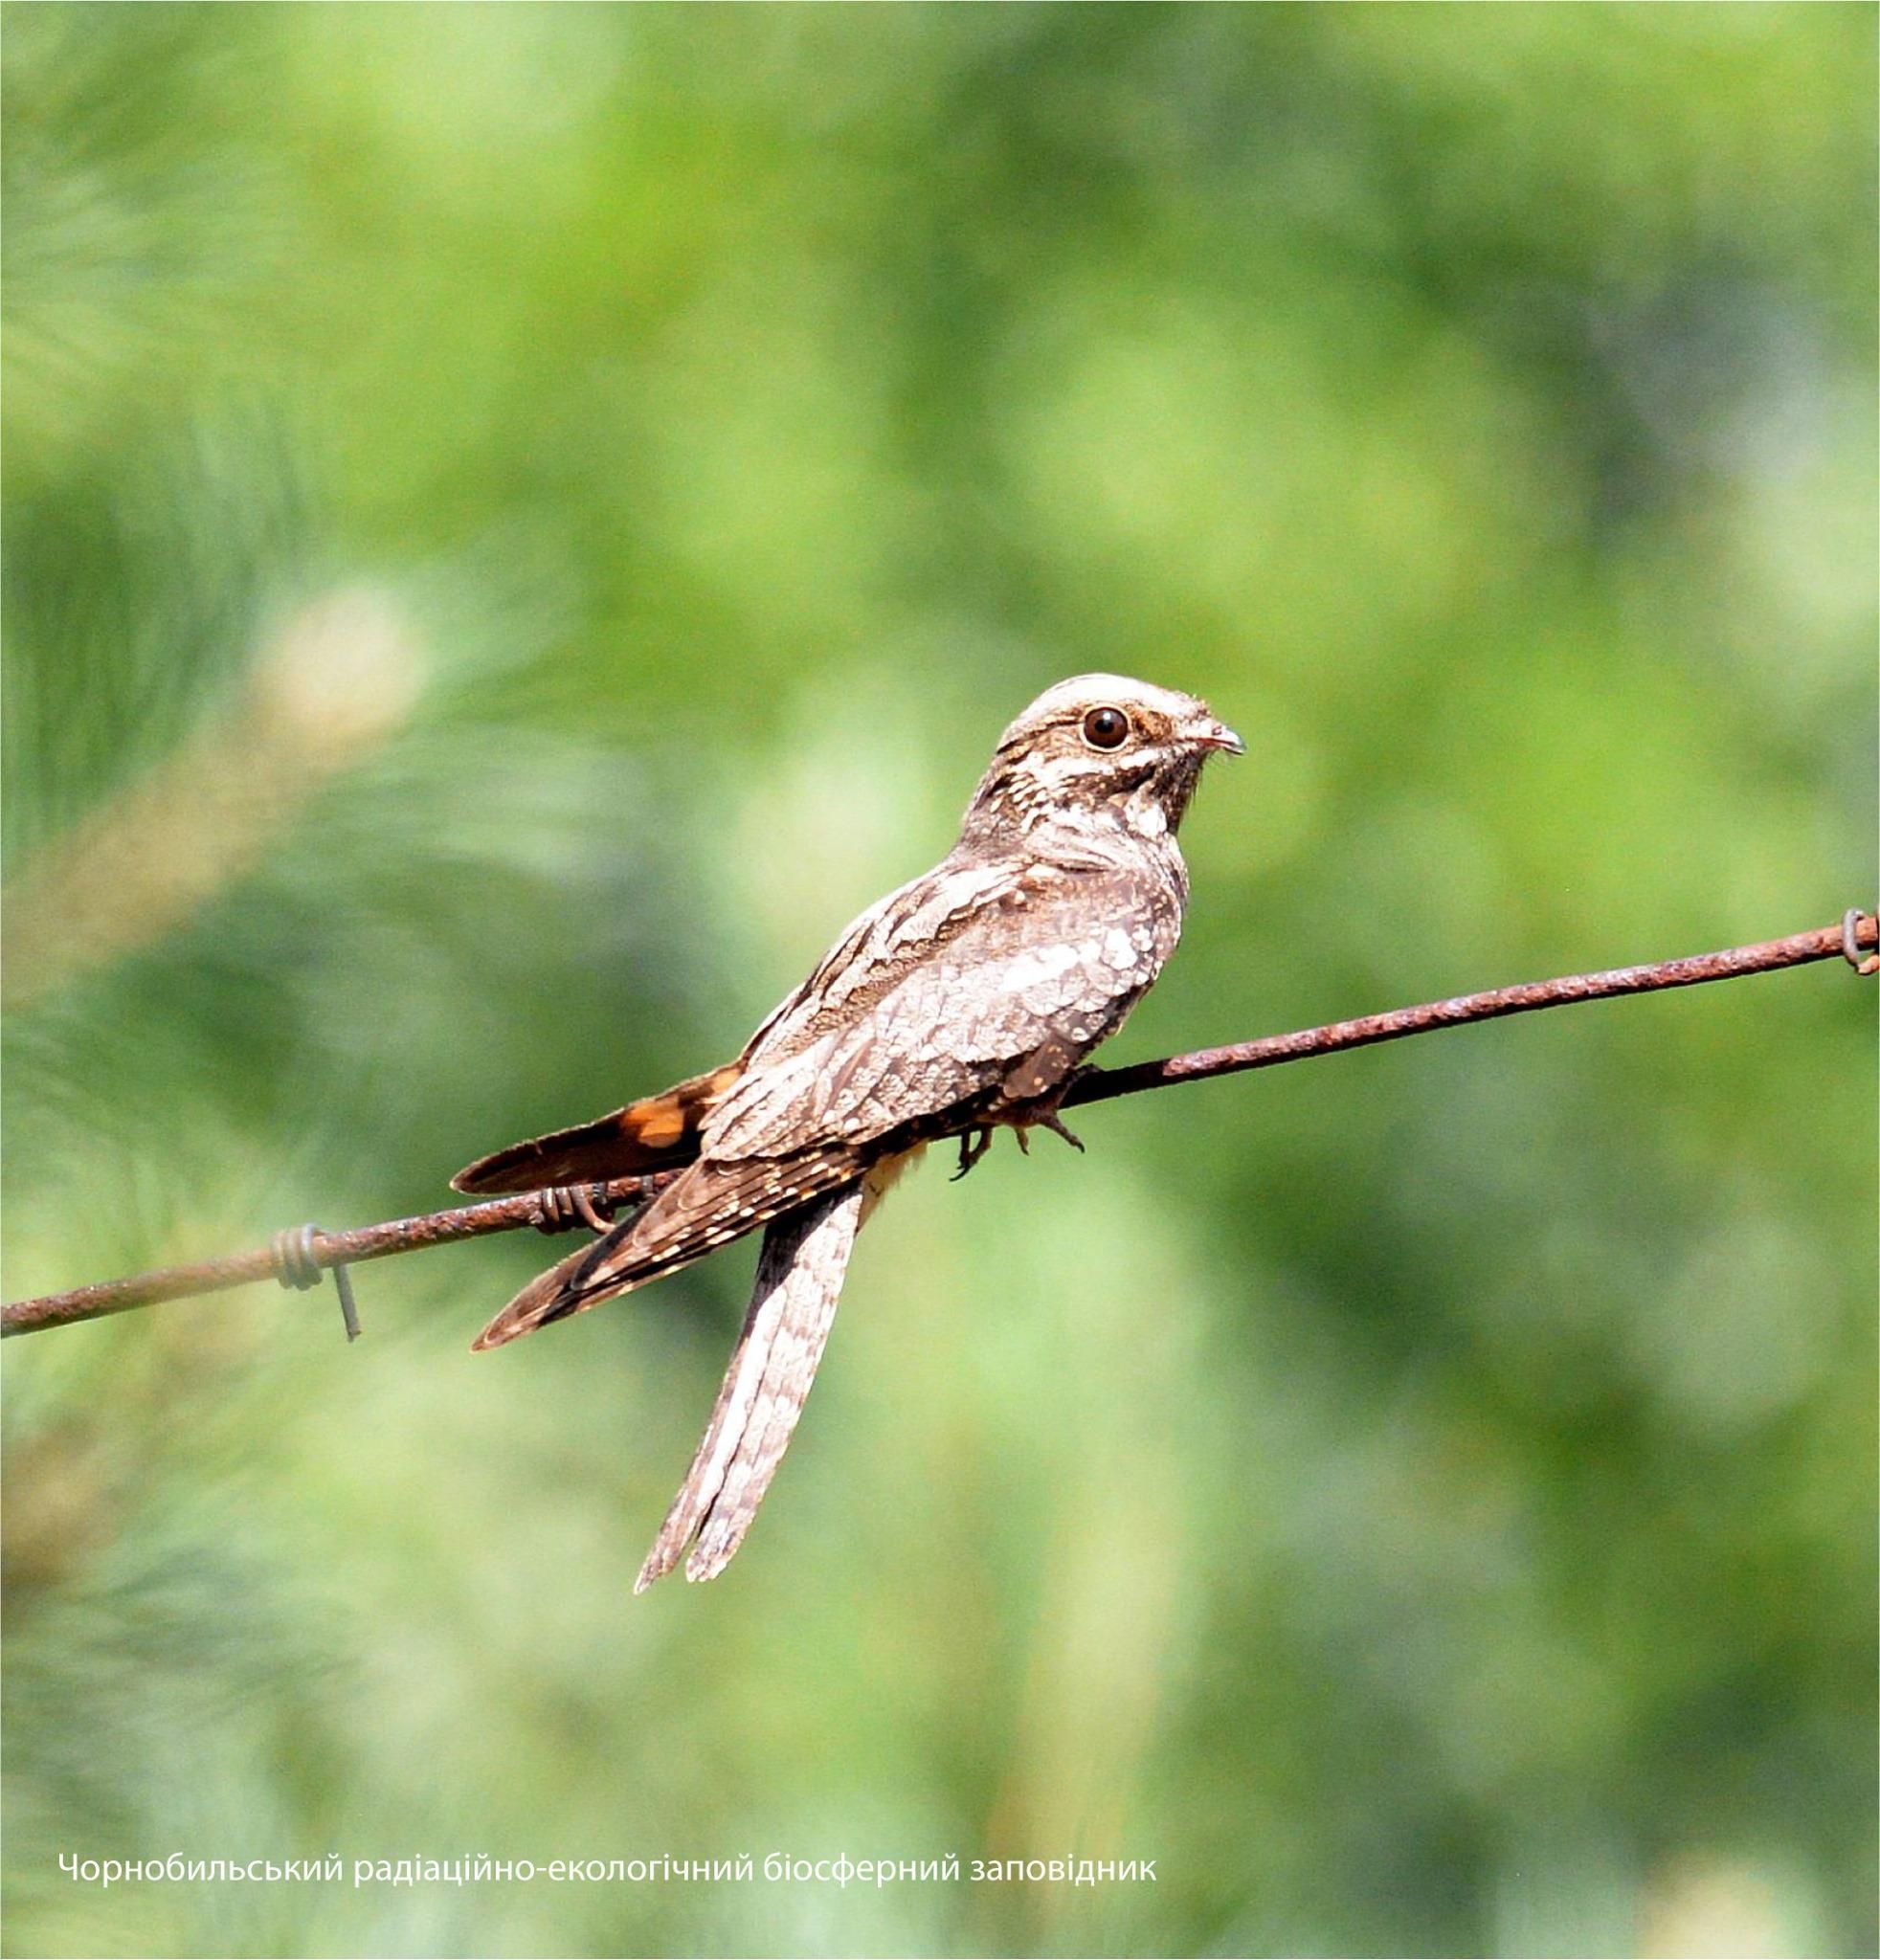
left=705, top=861, right=1175, bottom=1160
left=636, top=1180, right=865, bottom=1589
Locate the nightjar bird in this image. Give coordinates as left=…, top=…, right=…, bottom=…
left=454, top=675, right=1242, bottom=1587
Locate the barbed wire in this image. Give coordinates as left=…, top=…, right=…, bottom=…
left=6, top=911, right=1872, bottom=1341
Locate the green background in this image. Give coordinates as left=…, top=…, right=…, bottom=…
left=3, top=6, right=1874, bottom=1955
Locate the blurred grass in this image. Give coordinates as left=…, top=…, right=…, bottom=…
left=2, top=6, right=1874, bottom=1956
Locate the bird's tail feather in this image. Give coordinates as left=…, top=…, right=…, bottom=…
left=469, top=1147, right=861, bottom=1351
left=636, top=1180, right=865, bottom=1589
left=450, top=1062, right=745, bottom=1194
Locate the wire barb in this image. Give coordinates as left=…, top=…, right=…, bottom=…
left=269, top=1223, right=362, bottom=1342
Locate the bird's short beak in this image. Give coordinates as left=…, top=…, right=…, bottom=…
left=1192, top=717, right=1244, bottom=756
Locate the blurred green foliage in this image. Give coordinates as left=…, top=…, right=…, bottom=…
left=3, top=6, right=1874, bottom=1956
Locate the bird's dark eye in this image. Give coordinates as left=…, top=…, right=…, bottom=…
left=1081, top=705, right=1130, bottom=750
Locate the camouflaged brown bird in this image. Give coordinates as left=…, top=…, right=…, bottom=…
left=454, top=675, right=1242, bottom=1587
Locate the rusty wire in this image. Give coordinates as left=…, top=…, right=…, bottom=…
left=5, top=912, right=1872, bottom=1341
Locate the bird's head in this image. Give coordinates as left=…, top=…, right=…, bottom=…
left=959, top=673, right=1242, bottom=849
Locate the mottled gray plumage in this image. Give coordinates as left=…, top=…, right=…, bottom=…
left=459, top=674, right=1241, bottom=1584
left=635, top=1181, right=865, bottom=1589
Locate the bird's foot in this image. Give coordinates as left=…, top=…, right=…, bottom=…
left=1035, top=1109, right=1085, bottom=1154
left=1010, top=1106, right=1085, bottom=1158
left=534, top=1182, right=618, bottom=1236
left=951, top=1127, right=996, bottom=1181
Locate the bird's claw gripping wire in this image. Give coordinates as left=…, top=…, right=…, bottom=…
left=533, top=1183, right=619, bottom=1236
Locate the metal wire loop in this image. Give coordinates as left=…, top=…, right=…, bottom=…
left=1842, top=909, right=1879, bottom=977
left=271, top=1223, right=324, bottom=1291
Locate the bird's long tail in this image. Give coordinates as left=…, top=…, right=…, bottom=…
left=636, top=1180, right=865, bottom=1588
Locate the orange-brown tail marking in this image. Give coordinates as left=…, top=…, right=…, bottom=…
left=451, top=1062, right=744, bottom=1194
